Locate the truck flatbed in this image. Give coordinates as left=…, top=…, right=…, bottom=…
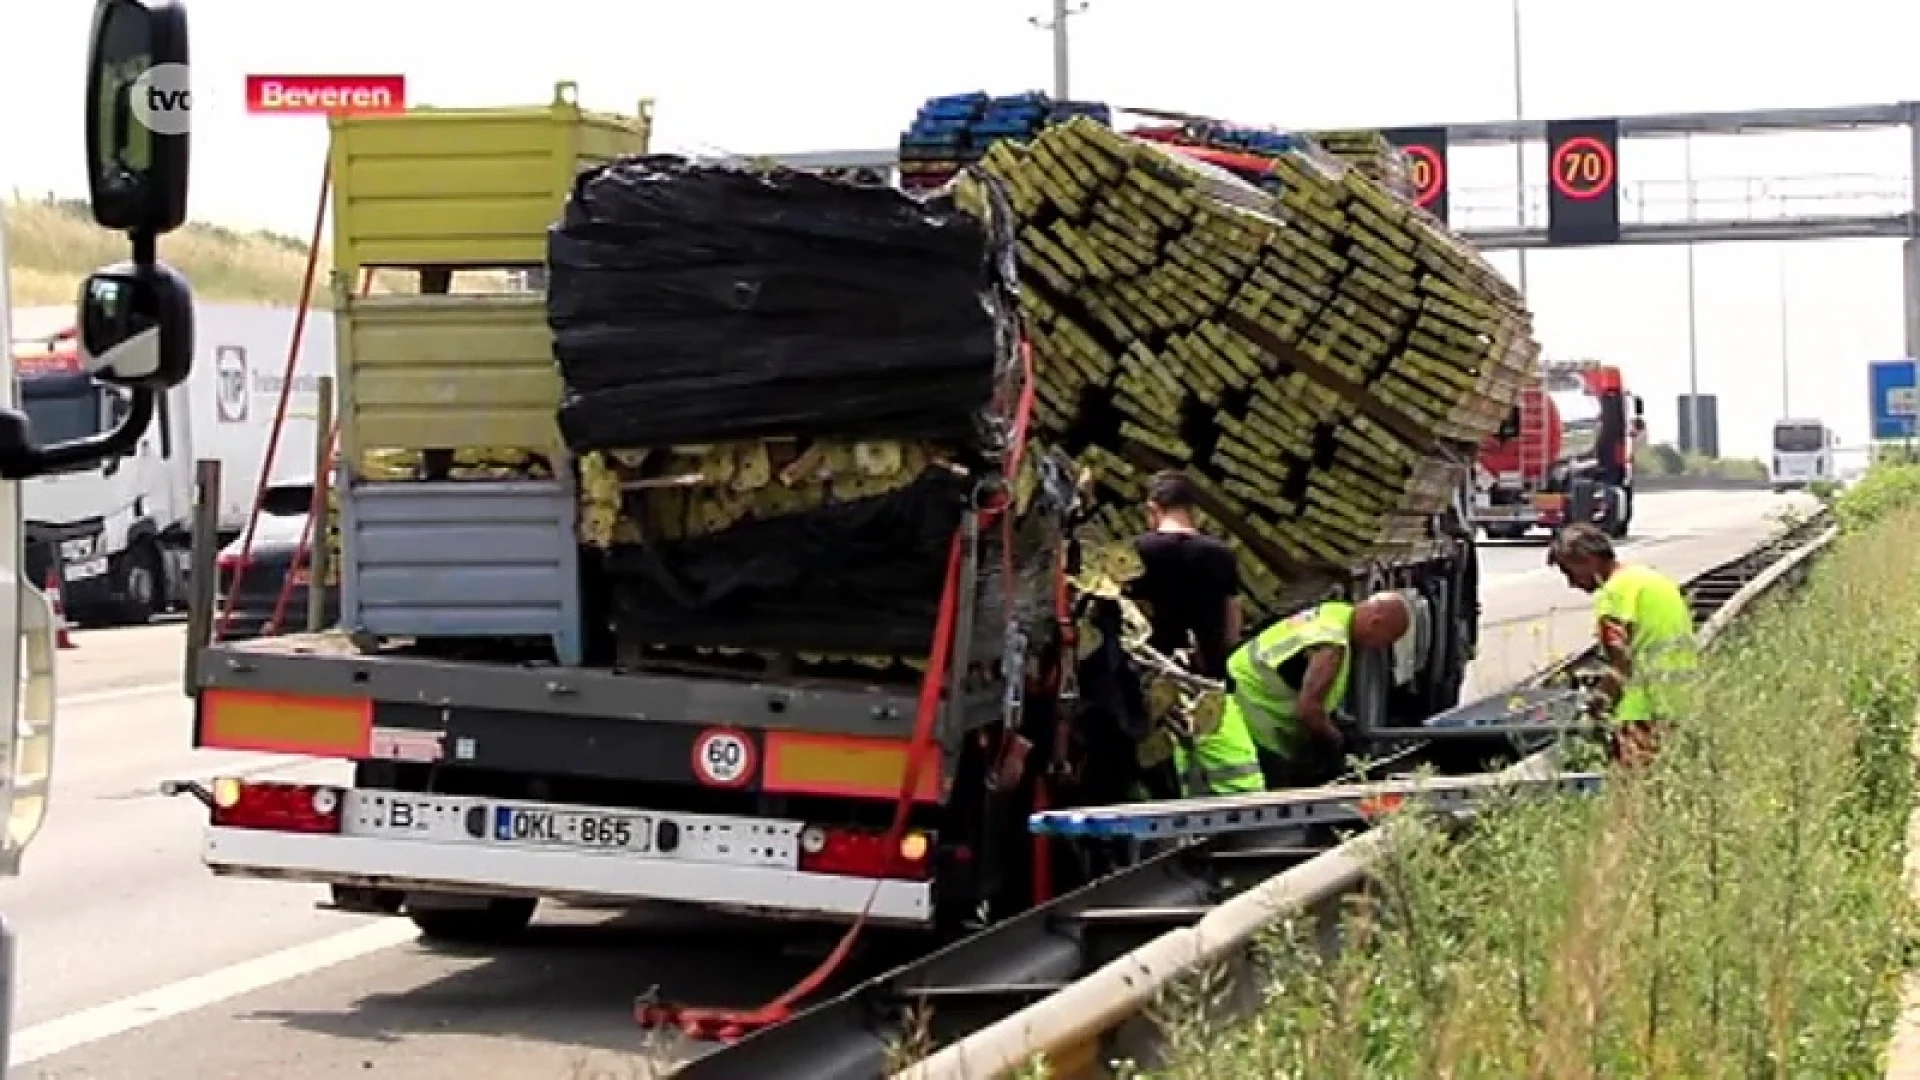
left=193, top=631, right=1000, bottom=793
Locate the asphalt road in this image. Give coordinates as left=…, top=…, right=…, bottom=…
left=9, top=490, right=1812, bottom=1079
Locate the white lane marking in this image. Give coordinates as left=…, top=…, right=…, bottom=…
left=60, top=683, right=182, bottom=707
left=10, top=919, right=420, bottom=1066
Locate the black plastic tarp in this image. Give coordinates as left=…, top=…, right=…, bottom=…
left=606, top=470, right=981, bottom=655
left=547, top=156, right=1005, bottom=451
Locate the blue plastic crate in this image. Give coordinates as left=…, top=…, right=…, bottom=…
left=917, top=102, right=983, bottom=124
left=900, top=133, right=966, bottom=149
left=924, top=91, right=989, bottom=107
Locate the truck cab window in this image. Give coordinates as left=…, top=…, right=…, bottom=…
left=20, top=375, right=106, bottom=448
left=1772, top=425, right=1825, bottom=453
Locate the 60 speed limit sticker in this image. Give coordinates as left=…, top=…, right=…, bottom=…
left=691, top=727, right=756, bottom=788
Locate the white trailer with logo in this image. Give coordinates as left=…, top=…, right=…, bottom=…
left=10, top=304, right=333, bottom=624
left=191, top=305, right=337, bottom=543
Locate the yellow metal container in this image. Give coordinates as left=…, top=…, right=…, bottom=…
left=328, top=81, right=651, bottom=273
left=335, top=291, right=562, bottom=463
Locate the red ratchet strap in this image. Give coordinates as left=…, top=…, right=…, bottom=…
left=1031, top=538, right=1078, bottom=907
left=218, top=166, right=332, bottom=641
left=636, top=531, right=965, bottom=1041
left=637, top=339, right=1039, bottom=1043
left=265, top=269, right=373, bottom=635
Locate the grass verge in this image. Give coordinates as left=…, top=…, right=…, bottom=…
left=6, top=194, right=510, bottom=309
left=1137, top=479, right=1920, bottom=1079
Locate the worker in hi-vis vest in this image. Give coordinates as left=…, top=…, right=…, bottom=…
left=1548, top=524, right=1698, bottom=766
left=1224, top=593, right=1413, bottom=789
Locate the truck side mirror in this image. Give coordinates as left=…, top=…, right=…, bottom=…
left=85, top=0, right=191, bottom=236
left=0, top=0, right=197, bottom=482
left=78, top=264, right=193, bottom=390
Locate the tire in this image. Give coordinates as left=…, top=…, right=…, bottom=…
left=1602, top=487, right=1629, bottom=539
left=407, top=897, right=538, bottom=943
left=112, top=541, right=161, bottom=626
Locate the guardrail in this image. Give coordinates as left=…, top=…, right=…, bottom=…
left=896, top=514, right=1835, bottom=1079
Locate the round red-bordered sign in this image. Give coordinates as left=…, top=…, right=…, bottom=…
left=1550, top=136, right=1616, bottom=200
left=1402, top=143, right=1445, bottom=209
left=691, top=727, right=757, bottom=789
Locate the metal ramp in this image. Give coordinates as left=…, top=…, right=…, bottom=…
left=1364, top=685, right=1600, bottom=741
left=1028, top=771, right=1604, bottom=841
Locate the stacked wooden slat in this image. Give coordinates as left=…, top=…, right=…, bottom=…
left=953, top=117, right=1537, bottom=620
left=1311, top=128, right=1416, bottom=202
left=575, top=440, right=953, bottom=550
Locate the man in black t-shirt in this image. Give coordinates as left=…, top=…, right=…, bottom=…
left=1129, top=471, right=1243, bottom=678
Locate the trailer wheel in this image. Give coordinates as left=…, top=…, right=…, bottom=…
left=407, top=897, right=538, bottom=944
left=112, top=541, right=161, bottom=626
left=1603, top=487, right=1633, bottom=539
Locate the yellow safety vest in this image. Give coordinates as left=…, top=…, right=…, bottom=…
left=1593, top=564, right=1698, bottom=724
left=1224, top=601, right=1353, bottom=753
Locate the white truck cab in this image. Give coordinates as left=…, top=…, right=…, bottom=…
left=14, top=330, right=194, bottom=625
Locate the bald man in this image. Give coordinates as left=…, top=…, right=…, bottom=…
left=1222, top=592, right=1412, bottom=789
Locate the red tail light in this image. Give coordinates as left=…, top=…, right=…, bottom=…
left=216, top=552, right=250, bottom=573
left=797, top=826, right=933, bottom=881
left=210, top=779, right=344, bottom=834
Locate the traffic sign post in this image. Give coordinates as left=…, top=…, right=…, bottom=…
left=1870, top=359, right=1919, bottom=441
left=1545, top=118, right=1622, bottom=246
left=1383, top=126, right=1449, bottom=225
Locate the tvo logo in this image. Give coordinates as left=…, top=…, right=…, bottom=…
left=128, top=63, right=192, bottom=137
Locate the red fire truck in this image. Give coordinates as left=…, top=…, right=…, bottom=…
left=1473, top=361, right=1644, bottom=540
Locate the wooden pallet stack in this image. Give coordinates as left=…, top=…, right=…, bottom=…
left=953, top=117, right=1537, bottom=622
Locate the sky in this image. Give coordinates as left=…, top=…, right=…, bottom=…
left=7, top=0, right=1920, bottom=457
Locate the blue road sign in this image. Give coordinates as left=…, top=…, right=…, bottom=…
left=1870, top=359, right=1918, bottom=441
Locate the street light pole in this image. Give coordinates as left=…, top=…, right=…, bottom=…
left=1777, top=249, right=1791, bottom=417
left=1683, top=135, right=1703, bottom=453
left=1510, top=0, right=1529, bottom=298
left=1030, top=0, right=1089, bottom=101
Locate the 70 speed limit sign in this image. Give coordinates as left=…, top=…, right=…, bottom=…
left=691, top=728, right=757, bottom=789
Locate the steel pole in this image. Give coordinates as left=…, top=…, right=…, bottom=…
left=1510, top=0, right=1529, bottom=298
left=1906, top=104, right=1920, bottom=361
left=1777, top=250, right=1790, bottom=416
left=1051, top=0, right=1070, bottom=100
left=1684, top=135, right=1703, bottom=453
left=307, top=376, right=335, bottom=632
left=1031, top=0, right=1085, bottom=101
left=184, top=459, right=222, bottom=697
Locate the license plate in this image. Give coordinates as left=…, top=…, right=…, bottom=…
left=493, top=807, right=653, bottom=852
left=1534, top=495, right=1565, bottom=510
left=1473, top=493, right=1491, bottom=510
left=65, top=557, right=108, bottom=582
left=343, top=791, right=802, bottom=868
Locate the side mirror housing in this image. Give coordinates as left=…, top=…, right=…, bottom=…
left=85, top=0, right=191, bottom=235
left=78, top=263, right=194, bottom=390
